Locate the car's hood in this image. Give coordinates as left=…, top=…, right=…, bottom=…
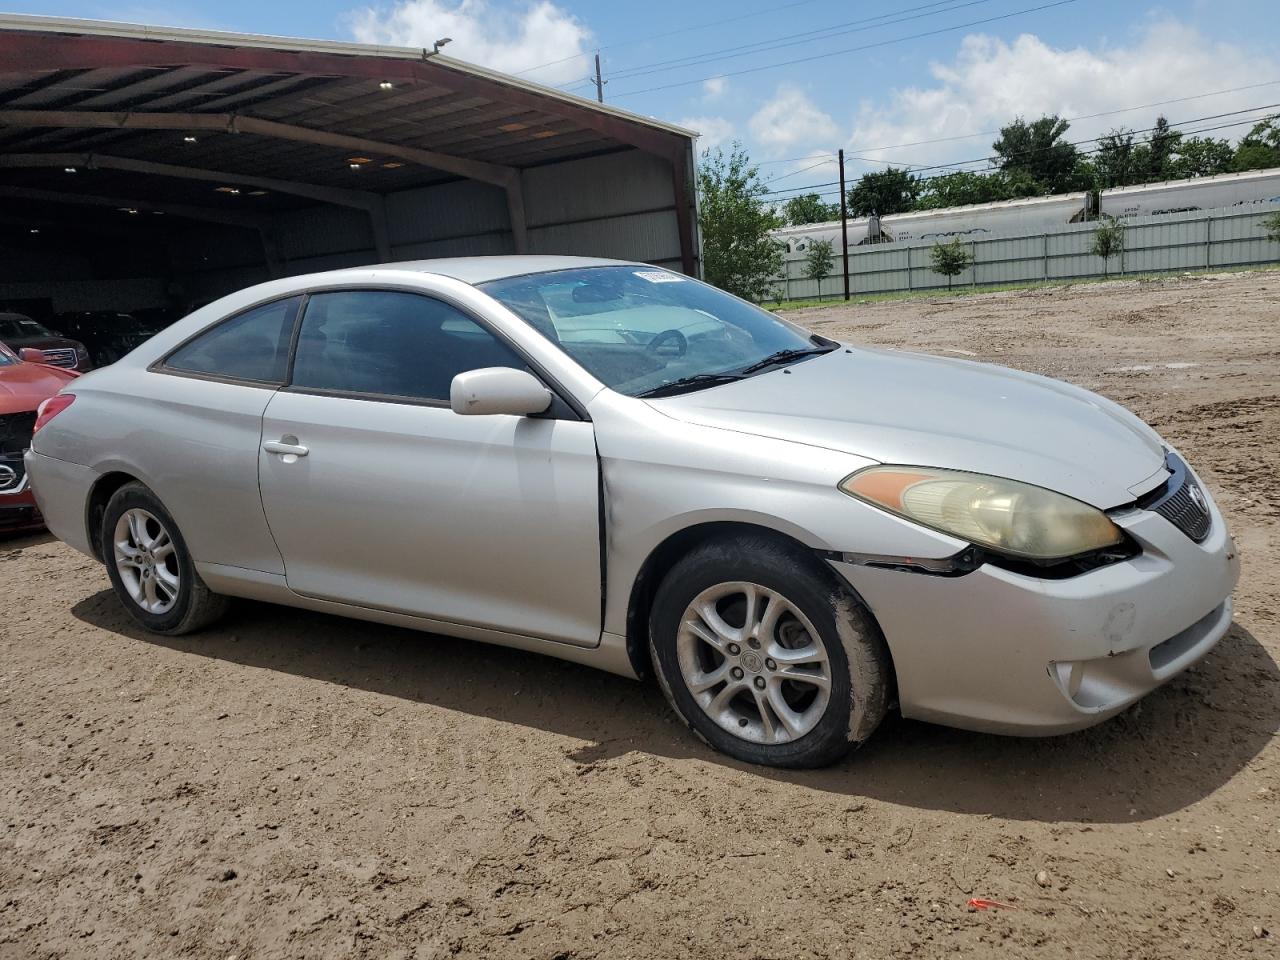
left=649, top=347, right=1166, bottom=509
left=0, top=362, right=76, bottom=413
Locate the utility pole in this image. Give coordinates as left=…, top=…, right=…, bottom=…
left=593, top=52, right=605, bottom=103
left=838, top=148, right=850, bottom=300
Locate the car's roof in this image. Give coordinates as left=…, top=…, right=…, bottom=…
left=371, top=255, right=643, bottom=285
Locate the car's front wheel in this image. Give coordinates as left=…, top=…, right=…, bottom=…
left=649, top=535, right=891, bottom=768
left=102, top=481, right=229, bottom=635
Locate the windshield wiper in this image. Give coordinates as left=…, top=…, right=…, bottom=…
left=637, top=372, right=744, bottom=398
left=736, top=345, right=836, bottom=376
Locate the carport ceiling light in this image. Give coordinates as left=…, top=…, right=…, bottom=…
left=347, top=157, right=373, bottom=165
left=499, top=122, right=527, bottom=132
left=215, top=186, right=241, bottom=195
left=63, top=166, right=77, bottom=173
left=382, top=161, right=404, bottom=169
left=183, top=135, right=197, bottom=143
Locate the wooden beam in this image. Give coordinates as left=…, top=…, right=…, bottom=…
left=0, top=30, right=691, bottom=161
left=0, top=108, right=518, bottom=187
left=0, top=185, right=269, bottom=230
left=0, top=151, right=385, bottom=211
left=671, top=147, right=697, bottom=277
left=505, top=173, right=528, bottom=254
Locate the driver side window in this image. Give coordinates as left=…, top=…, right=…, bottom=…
left=289, top=290, right=527, bottom=403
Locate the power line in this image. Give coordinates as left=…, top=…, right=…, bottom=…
left=603, top=0, right=994, bottom=83
left=763, top=159, right=835, bottom=186
left=846, top=78, right=1280, bottom=155
left=757, top=110, right=1280, bottom=206
left=759, top=100, right=1280, bottom=202
left=608, top=0, right=1079, bottom=99
left=757, top=153, right=837, bottom=166
left=510, top=0, right=830, bottom=78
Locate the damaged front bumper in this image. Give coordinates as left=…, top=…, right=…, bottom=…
left=831, top=488, right=1240, bottom=736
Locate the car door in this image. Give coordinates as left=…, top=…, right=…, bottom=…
left=144, top=294, right=304, bottom=575
left=257, top=288, right=603, bottom=648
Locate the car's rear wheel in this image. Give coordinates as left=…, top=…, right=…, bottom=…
left=102, top=482, right=228, bottom=635
left=649, top=535, right=891, bottom=768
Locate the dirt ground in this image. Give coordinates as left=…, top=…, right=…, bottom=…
left=2, top=270, right=1278, bottom=960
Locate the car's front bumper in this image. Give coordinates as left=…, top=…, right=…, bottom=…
left=831, top=493, right=1240, bottom=736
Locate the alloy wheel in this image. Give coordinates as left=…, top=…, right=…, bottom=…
left=675, top=581, right=832, bottom=745
left=113, top=508, right=180, bottom=615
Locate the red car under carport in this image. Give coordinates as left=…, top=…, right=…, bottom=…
left=0, top=342, right=79, bottom=534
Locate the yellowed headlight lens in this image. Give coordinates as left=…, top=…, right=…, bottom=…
left=839, top=466, right=1123, bottom=561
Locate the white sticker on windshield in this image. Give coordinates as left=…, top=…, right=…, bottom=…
left=634, top=270, right=686, bottom=283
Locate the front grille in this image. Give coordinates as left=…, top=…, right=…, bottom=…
left=0, top=412, right=34, bottom=495
left=0, top=411, right=35, bottom=455
left=1138, top=453, right=1212, bottom=543
left=0, top=454, right=25, bottom=493
left=39, top=347, right=78, bottom=368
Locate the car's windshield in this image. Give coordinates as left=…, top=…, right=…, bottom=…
left=0, top=315, right=54, bottom=340
left=480, top=266, right=828, bottom=397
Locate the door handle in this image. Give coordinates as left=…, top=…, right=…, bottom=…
left=263, top=440, right=309, bottom=458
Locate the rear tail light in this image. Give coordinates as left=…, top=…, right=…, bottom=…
left=34, top=393, right=75, bottom=434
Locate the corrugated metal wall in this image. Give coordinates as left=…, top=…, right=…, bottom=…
left=256, top=147, right=686, bottom=280
left=777, top=202, right=1280, bottom=301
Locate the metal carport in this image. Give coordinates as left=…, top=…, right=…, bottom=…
left=0, top=14, right=699, bottom=318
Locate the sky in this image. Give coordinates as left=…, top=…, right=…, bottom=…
left=7, top=0, right=1279, bottom=204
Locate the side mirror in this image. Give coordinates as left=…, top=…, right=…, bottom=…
left=450, top=367, right=552, bottom=417
left=18, top=348, right=46, bottom=364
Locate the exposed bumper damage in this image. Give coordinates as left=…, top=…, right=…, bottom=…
left=831, top=488, right=1240, bottom=736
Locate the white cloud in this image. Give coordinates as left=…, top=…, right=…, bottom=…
left=677, top=116, right=734, bottom=154
left=749, top=85, right=840, bottom=151
left=848, top=21, right=1280, bottom=169
left=702, top=76, right=728, bottom=101
left=346, top=0, right=592, bottom=85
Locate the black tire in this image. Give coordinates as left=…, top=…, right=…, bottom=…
left=649, top=534, right=891, bottom=768
left=101, top=481, right=229, bottom=635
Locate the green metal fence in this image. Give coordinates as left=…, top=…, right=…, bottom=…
left=776, top=202, right=1280, bottom=301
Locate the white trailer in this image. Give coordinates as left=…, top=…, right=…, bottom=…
left=1101, top=167, right=1280, bottom=219
left=775, top=192, right=1089, bottom=261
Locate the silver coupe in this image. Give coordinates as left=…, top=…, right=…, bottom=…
left=27, top=257, right=1239, bottom=767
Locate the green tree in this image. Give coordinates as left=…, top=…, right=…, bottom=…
left=802, top=237, right=835, bottom=299
left=1090, top=218, right=1125, bottom=277
left=916, top=169, right=1042, bottom=209
left=992, top=115, right=1081, bottom=193
left=782, top=193, right=839, bottom=226
left=696, top=143, right=785, bottom=302
left=1094, top=128, right=1138, bottom=188
left=1264, top=211, right=1280, bottom=245
left=847, top=167, right=920, bottom=216
left=1233, top=119, right=1280, bottom=171
left=1170, top=137, right=1235, bottom=179
left=929, top=237, right=973, bottom=290
left=1142, top=116, right=1182, bottom=181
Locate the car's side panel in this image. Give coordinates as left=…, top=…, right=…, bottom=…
left=30, top=367, right=285, bottom=574
left=258, top=390, right=603, bottom=647
left=587, top=390, right=969, bottom=640
left=194, top=561, right=638, bottom=678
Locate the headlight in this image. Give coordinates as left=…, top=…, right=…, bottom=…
left=839, top=466, right=1123, bottom=561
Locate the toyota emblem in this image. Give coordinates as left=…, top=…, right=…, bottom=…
left=1188, top=482, right=1206, bottom=511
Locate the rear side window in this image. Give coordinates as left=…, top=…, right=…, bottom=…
left=164, top=296, right=302, bottom=384
left=289, top=290, right=526, bottom=402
